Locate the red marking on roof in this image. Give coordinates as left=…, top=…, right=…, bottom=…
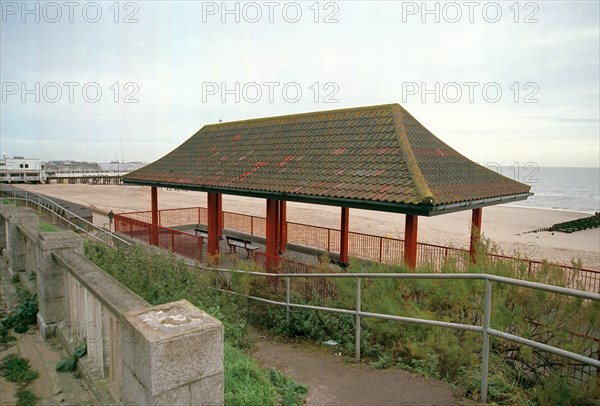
left=278, top=155, right=295, bottom=167
left=255, top=161, right=268, bottom=168
left=233, top=135, right=242, bottom=141
left=331, top=147, right=347, bottom=156
left=377, top=148, right=391, bottom=155
left=374, top=169, right=385, bottom=177
left=436, top=148, right=447, bottom=156
left=220, top=156, right=227, bottom=161
left=373, top=184, right=392, bottom=200
left=335, top=168, right=346, bottom=176
left=213, top=151, right=220, bottom=156
left=238, top=156, right=246, bottom=161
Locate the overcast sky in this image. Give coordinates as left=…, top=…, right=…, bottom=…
left=1, top=1, right=598, bottom=167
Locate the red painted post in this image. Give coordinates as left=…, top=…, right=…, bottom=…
left=217, top=194, right=223, bottom=240
left=150, top=186, right=159, bottom=246
left=279, top=200, right=287, bottom=254
left=266, top=199, right=280, bottom=271
left=469, top=208, right=483, bottom=263
left=404, top=214, right=418, bottom=269
left=207, top=192, right=221, bottom=256
left=340, top=207, right=350, bottom=265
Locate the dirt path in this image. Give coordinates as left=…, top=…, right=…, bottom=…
left=251, top=337, right=458, bottom=406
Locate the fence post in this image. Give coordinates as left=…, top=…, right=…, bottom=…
left=327, top=229, right=331, bottom=252
left=251, top=216, right=254, bottom=236
left=355, top=276, right=361, bottom=362
left=379, top=238, right=383, bottom=262
left=481, top=278, right=492, bottom=403
left=286, top=277, right=291, bottom=326
left=171, top=231, right=175, bottom=252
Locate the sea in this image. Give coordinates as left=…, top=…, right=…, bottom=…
left=496, top=166, right=600, bottom=214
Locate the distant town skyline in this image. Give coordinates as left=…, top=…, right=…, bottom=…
left=1, top=1, right=598, bottom=167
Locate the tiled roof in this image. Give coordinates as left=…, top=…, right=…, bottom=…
left=124, top=104, right=531, bottom=215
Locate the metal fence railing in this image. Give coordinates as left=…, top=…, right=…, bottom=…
left=192, top=265, right=600, bottom=404
left=0, top=188, right=131, bottom=247
left=116, top=207, right=600, bottom=293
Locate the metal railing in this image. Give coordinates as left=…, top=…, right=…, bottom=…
left=192, top=264, right=600, bottom=404
left=117, top=207, right=600, bottom=292
left=0, top=188, right=131, bottom=247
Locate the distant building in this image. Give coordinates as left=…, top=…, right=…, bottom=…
left=0, top=155, right=46, bottom=183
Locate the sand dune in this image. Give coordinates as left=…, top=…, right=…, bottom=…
left=14, top=184, right=600, bottom=270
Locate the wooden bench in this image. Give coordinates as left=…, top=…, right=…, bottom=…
left=226, top=236, right=259, bottom=258
left=194, top=228, right=209, bottom=243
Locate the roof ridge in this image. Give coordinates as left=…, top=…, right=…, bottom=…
left=391, top=105, right=435, bottom=205
left=203, top=103, right=398, bottom=128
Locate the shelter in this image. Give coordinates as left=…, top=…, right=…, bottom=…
left=123, top=104, right=531, bottom=268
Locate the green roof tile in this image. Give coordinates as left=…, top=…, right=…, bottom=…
left=124, top=104, right=531, bottom=215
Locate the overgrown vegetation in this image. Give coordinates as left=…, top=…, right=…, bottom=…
left=0, top=270, right=40, bottom=405
left=16, top=388, right=38, bottom=406
left=1, top=354, right=39, bottom=383
left=84, top=239, right=599, bottom=405
left=1, top=277, right=38, bottom=336
left=84, top=242, right=307, bottom=406
left=56, top=342, right=87, bottom=372
left=244, top=240, right=600, bottom=405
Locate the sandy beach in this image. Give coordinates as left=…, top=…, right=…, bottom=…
left=13, top=184, right=600, bottom=270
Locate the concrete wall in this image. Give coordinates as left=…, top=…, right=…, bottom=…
left=0, top=205, right=224, bottom=406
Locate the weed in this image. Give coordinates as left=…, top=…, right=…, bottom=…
left=269, top=368, right=308, bottom=406
left=0, top=324, right=16, bottom=345
left=56, top=342, right=87, bottom=372
left=1, top=354, right=39, bottom=383
left=16, top=388, right=38, bottom=406
left=2, top=286, right=38, bottom=334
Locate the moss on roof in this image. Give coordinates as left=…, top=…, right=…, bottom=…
left=124, top=104, right=530, bottom=215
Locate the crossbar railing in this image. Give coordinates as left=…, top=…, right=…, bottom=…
left=192, top=264, right=600, bottom=404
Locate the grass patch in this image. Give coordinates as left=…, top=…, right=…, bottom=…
left=1, top=354, right=39, bottom=383
left=39, top=221, right=62, bottom=232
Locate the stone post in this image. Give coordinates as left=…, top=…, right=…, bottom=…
left=36, top=231, right=83, bottom=339
left=0, top=205, right=20, bottom=255
left=122, top=300, right=224, bottom=405
left=4, top=209, right=38, bottom=276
